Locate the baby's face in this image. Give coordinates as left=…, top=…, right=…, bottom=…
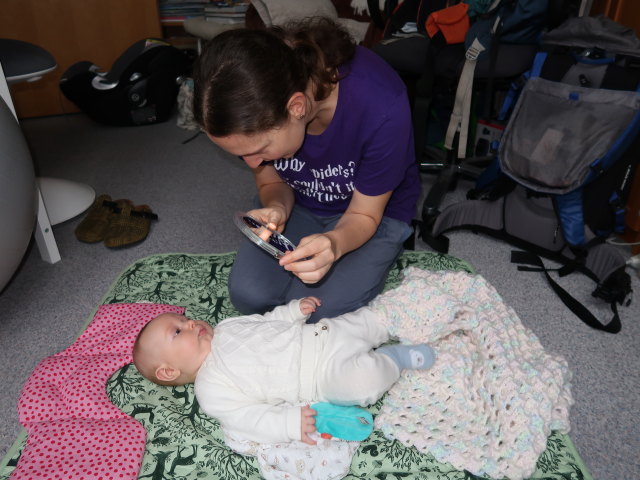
left=140, top=313, right=214, bottom=383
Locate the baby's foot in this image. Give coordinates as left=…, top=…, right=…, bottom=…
left=377, top=344, right=436, bottom=370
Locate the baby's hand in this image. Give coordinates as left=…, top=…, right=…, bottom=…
left=299, top=296, right=321, bottom=315
left=300, top=405, right=317, bottom=445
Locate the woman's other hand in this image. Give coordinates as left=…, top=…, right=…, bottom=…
left=250, top=164, right=294, bottom=239
left=246, top=207, right=287, bottom=241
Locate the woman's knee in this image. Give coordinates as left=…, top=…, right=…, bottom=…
left=228, top=254, right=291, bottom=314
left=229, top=278, right=277, bottom=315
left=228, top=283, right=264, bottom=314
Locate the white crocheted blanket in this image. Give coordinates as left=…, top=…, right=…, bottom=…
left=370, top=267, right=573, bottom=480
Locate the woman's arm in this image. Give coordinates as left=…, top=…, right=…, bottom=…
left=247, top=163, right=295, bottom=233
left=326, top=189, right=392, bottom=258
left=279, top=189, right=392, bottom=283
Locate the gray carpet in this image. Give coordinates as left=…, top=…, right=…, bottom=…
left=1, top=112, right=638, bottom=480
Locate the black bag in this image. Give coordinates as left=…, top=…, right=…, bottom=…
left=430, top=16, right=640, bottom=333
left=374, top=0, right=565, bottom=42
left=60, top=38, right=191, bottom=126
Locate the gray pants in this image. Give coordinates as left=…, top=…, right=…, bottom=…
left=229, top=204, right=413, bottom=323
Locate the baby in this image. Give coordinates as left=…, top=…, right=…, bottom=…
left=133, top=297, right=435, bottom=445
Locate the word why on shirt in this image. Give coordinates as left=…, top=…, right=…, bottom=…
left=275, top=159, right=355, bottom=204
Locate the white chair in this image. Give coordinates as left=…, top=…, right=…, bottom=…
left=0, top=39, right=94, bottom=276
left=0, top=83, right=37, bottom=291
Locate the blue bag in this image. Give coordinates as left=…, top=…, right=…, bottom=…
left=465, top=0, right=548, bottom=59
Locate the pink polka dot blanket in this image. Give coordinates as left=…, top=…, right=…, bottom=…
left=1, top=252, right=592, bottom=480
left=14, top=302, right=185, bottom=480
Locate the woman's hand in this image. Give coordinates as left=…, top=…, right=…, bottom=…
left=279, top=233, right=338, bottom=284
left=300, top=405, right=317, bottom=445
left=246, top=206, right=288, bottom=240
left=299, top=296, right=321, bottom=315
left=280, top=190, right=392, bottom=283
left=250, top=164, right=294, bottom=239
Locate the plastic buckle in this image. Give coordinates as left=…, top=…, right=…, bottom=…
left=466, top=45, right=482, bottom=61
left=465, top=38, right=485, bottom=61
left=580, top=48, right=593, bottom=58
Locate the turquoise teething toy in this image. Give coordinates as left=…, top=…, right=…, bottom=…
left=311, top=402, right=374, bottom=441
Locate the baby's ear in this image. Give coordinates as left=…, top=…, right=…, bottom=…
left=156, top=365, right=180, bottom=383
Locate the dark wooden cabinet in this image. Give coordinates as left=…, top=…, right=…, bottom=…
left=590, top=0, right=640, bottom=36
left=622, top=167, right=640, bottom=255
left=0, top=0, right=162, bottom=118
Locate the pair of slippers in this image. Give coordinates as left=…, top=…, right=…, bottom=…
left=75, top=194, right=158, bottom=248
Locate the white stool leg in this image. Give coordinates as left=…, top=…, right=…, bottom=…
left=34, top=187, right=61, bottom=264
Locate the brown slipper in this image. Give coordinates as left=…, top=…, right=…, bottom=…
left=104, top=204, right=158, bottom=248
left=74, top=194, right=127, bottom=243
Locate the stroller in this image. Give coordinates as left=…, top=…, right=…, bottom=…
left=429, top=15, right=640, bottom=333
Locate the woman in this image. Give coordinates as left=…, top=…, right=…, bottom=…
left=193, top=17, right=420, bottom=323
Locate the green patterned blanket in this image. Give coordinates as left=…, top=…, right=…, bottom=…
left=0, top=252, right=591, bottom=480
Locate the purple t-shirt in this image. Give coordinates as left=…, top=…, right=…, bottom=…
left=273, top=46, right=420, bottom=224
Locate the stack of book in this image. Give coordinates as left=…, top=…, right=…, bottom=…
left=204, top=1, right=249, bottom=24
left=159, top=0, right=208, bottom=23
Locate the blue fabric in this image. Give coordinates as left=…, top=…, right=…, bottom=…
left=465, top=0, right=494, bottom=17
left=311, top=402, right=374, bottom=441
left=228, top=203, right=413, bottom=323
left=475, top=156, right=501, bottom=190
left=610, top=191, right=626, bottom=234
left=530, top=51, right=547, bottom=78
left=555, top=190, right=586, bottom=246
left=465, top=0, right=548, bottom=60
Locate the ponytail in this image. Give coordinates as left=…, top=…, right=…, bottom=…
left=273, top=17, right=356, bottom=101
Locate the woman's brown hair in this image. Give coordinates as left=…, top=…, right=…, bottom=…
left=192, top=17, right=356, bottom=137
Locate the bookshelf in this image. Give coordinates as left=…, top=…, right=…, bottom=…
left=157, top=1, right=207, bottom=49
left=160, top=22, right=200, bottom=50
left=157, top=1, right=249, bottom=50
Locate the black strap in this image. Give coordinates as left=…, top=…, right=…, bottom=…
left=131, top=209, right=158, bottom=220
left=511, top=250, right=622, bottom=334
left=182, top=130, right=202, bottom=144
left=367, top=0, right=386, bottom=30
left=555, top=237, right=607, bottom=280
left=482, top=29, right=501, bottom=119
